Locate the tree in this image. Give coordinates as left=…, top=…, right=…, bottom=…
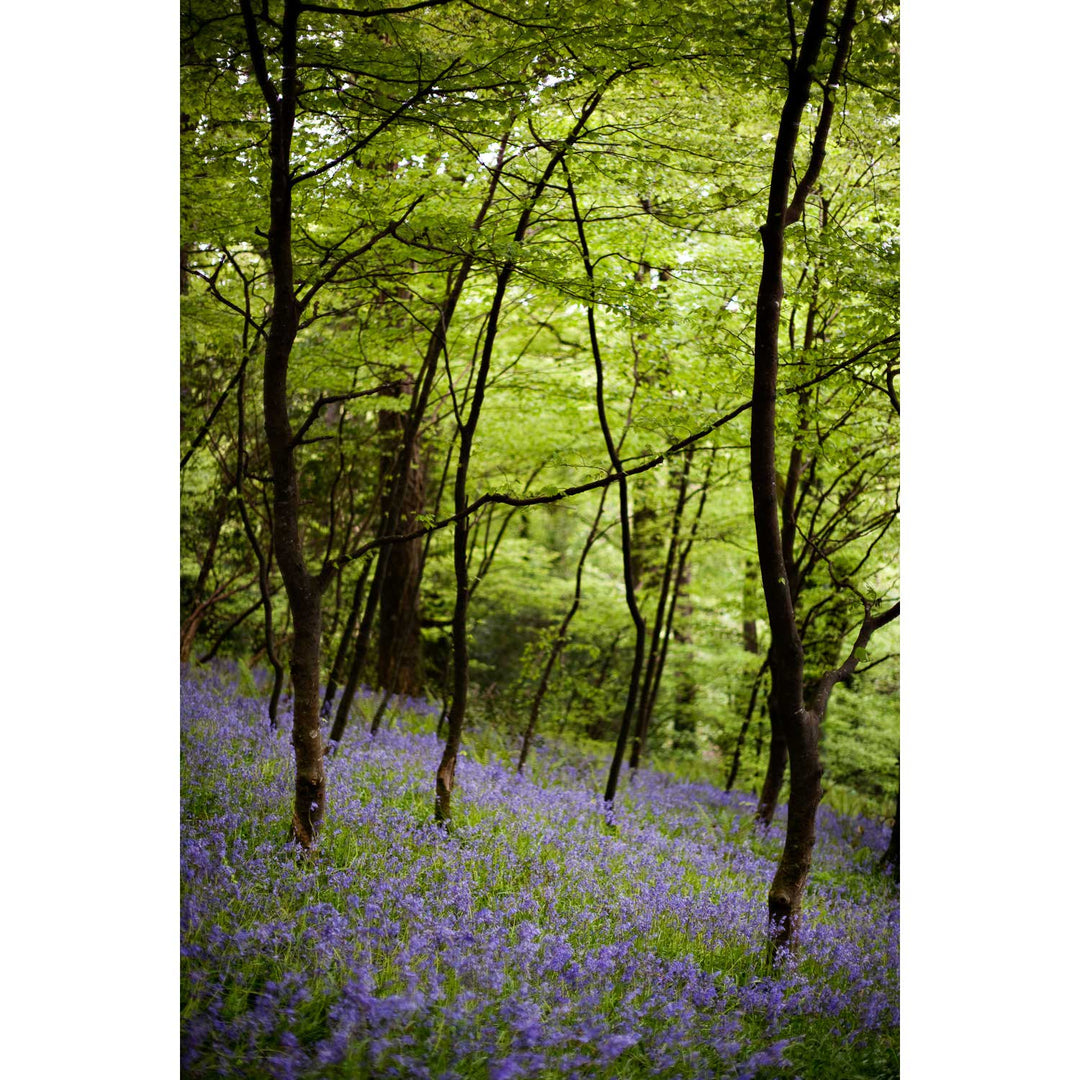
left=180, top=0, right=900, bottom=863
left=747, top=0, right=898, bottom=954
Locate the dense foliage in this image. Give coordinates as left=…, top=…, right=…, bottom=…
left=182, top=668, right=898, bottom=1079
left=180, top=0, right=900, bottom=1067
left=180, top=0, right=900, bottom=818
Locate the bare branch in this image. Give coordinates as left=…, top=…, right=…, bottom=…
left=885, top=362, right=900, bottom=415
left=785, top=0, right=858, bottom=226
left=290, top=63, right=459, bottom=188
left=813, top=599, right=899, bottom=715
left=238, top=0, right=280, bottom=117
left=296, top=197, right=423, bottom=310
left=289, top=382, right=398, bottom=447
left=181, top=355, right=253, bottom=471
left=326, top=332, right=899, bottom=572
left=301, top=0, right=457, bottom=17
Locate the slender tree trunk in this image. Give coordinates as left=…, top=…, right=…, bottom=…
left=321, top=559, right=372, bottom=718
left=330, top=336, right=451, bottom=746
left=329, top=571, right=380, bottom=744
left=747, top=0, right=857, bottom=952
left=368, top=686, right=394, bottom=735
left=332, top=140, right=510, bottom=749
left=756, top=690, right=789, bottom=827
left=518, top=489, right=610, bottom=772
left=235, top=367, right=285, bottom=726
left=727, top=561, right=764, bottom=790
left=376, top=378, right=426, bottom=695
left=726, top=658, right=768, bottom=792
left=319, top=401, right=352, bottom=643
left=629, top=454, right=692, bottom=768
left=239, top=0, right=325, bottom=847
left=436, top=98, right=605, bottom=823
left=742, top=558, right=760, bottom=654
left=557, top=159, right=648, bottom=808
left=643, top=455, right=714, bottom=754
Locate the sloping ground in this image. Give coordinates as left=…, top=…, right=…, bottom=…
left=181, top=666, right=898, bottom=1079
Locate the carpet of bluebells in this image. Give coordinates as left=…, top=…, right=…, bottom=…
left=181, top=665, right=898, bottom=1079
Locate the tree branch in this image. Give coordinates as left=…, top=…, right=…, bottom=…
left=785, top=0, right=858, bottom=226
left=238, top=0, right=280, bottom=117
left=290, top=63, right=458, bottom=188
left=181, top=355, right=252, bottom=471
left=296, top=198, right=423, bottom=311
left=326, top=330, right=898, bottom=572
left=289, top=382, right=398, bottom=448
left=813, top=599, right=898, bottom=712
left=301, top=0, right=457, bottom=17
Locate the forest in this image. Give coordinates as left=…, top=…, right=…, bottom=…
left=180, top=0, right=900, bottom=1076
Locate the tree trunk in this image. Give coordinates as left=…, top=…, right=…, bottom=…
left=368, top=686, right=394, bottom=736
left=437, top=98, right=605, bottom=823
left=239, top=0, right=325, bottom=848
left=755, top=691, right=789, bottom=827
left=321, top=559, right=371, bottom=718
left=376, top=378, right=426, bottom=695
left=331, top=139, right=510, bottom=748
left=746, top=0, right=857, bottom=951
left=742, top=558, right=759, bottom=654
left=645, top=455, right=714, bottom=756
left=235, top=366, right=285, bottom=727
left=766, top=709, right=823, bottom=958
left=560, top=161, right=647, bottom=808
left=329, top=571, right=380, bottom=744
left=286, top=588, right=325, bottom=848
left=727, top=561, right=764, bottom=790
left=518, top=489, right=610, bottom=773
left=726, top=659, right=768, bottom=792
left=630, top=454, right=692, bottom=768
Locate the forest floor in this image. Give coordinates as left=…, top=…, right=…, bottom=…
left=181, top=664, right=899, bottom=1079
